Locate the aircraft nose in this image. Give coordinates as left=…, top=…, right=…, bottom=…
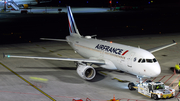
left=151, top=63, right=161, bottom=77
left=154, top=66, right=161, bottom=76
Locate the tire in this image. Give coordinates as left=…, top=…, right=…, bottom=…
left=151, top=94, right=153, bottom=99
left=153, top=94, right=159, bottom=100
left=171, top=94, right=174, bottom=98
left=128, top=82, right=135, bottom=90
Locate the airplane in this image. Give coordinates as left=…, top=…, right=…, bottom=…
left=12, top=0, right=52, bottom=6
left=0, top=0, right=51, bottom=10
left=4, top=6, right=177, bottom=84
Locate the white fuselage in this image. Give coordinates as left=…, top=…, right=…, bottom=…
left=66, top=35, right=161, bottom=78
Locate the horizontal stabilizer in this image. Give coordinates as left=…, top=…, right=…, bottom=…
left=40, top=38, right=67, bottom=42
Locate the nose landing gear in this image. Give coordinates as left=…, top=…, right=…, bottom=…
left=128, top=75, right=143, bottom=90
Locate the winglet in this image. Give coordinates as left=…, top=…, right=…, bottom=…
left=3, top=53, right=10, bottom=58
left=173, top=40, right=176, bottom=44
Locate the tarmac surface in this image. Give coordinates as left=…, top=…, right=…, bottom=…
left=1, top=34, right=180, bottom=101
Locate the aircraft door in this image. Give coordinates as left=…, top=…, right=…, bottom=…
left=127, top=52, right=135, bottom=67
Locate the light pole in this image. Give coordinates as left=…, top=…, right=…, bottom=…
left=4, top=0, right=6, bottom=11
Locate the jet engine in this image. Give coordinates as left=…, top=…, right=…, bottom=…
left=77, top=65, right=96, bottom=80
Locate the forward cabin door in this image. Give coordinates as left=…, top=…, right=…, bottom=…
left=127, top=52, right=135, bottom=67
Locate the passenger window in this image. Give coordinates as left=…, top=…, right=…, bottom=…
left=138, top=58, right=142, bottom=63
left=142, top=59, right=145, bottom=63
left=153, top=58, right=157, bottom=62
left=146, top=59, right=153, bottom=63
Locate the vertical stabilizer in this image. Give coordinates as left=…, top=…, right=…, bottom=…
left=67, top=6, right=81, bottom=37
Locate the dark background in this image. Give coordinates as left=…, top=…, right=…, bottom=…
left=0, top=0, right=180, bottom=44
left=42, top=0, right=180, bottom=7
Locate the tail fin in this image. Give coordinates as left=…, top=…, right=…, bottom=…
left=67, top=6, right=81, bottom=37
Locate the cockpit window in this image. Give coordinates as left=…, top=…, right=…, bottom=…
left=146, top=59, right=153, bottom=63
left=153, top=58, right=157, bottom=62
left=138, top=58, right=157, bottom=63
left=142, top=59, right=145, bottom=63
left=138, top=58, right=142, bottom=63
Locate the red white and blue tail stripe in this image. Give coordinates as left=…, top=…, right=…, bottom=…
left=67, top=6, right=81, bottom=36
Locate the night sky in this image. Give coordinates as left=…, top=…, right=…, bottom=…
left=0, top=0, right=179, bottom=44
left=42, top=0, right=180, bottom=7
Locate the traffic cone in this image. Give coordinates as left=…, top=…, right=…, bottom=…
left=112, top=95, right=115, bottom=101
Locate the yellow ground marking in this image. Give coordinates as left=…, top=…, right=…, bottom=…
left=112, top=78, right=130, bottom=82
left=42, top=47, right=46, bottom=49
left=99, top=71, right=107, bottom=75
left=0, top=63, right=56, bottom=101
left=29, top=77, right=48, bottom=82
left=49, top=50, right=54, bottom=52
left=57, top=54, right=62, bottom=56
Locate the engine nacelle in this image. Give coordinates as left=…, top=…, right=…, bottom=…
left=77, top=65, right=96, bottom=80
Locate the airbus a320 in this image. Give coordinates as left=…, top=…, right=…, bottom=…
left=4, top=6, right=177, bottom=83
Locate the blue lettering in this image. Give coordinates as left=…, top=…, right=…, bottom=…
left=116, top=49, right=120, bottom=55
left=101, top=45, right=105, bottom=50
left=109, top=47, right=113, bottom=52
left=95, top=44, right=124, bottom=56
left=117, top=49, right=123, bottom=55
left=95, top=44, right=100, bottom=49
left=105, top=46, right=110, bottom=52
left=113, top=48, right=117, bottom=54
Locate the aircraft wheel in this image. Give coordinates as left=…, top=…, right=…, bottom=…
left=128, top=82, right=135, bottom=90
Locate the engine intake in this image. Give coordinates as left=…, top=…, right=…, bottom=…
left=77, top=65, right=96, bottom=80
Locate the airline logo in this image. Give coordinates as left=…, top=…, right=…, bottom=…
left=67, top=7, right=77, bottom=34
left=95, top=44, right=128, bottom=55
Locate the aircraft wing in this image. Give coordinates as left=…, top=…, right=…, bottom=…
left=147, top=40, right=177, bottom=53
left=40, top=38, right=67, bottom=42
left=3, top=54, right=105, bottom=64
